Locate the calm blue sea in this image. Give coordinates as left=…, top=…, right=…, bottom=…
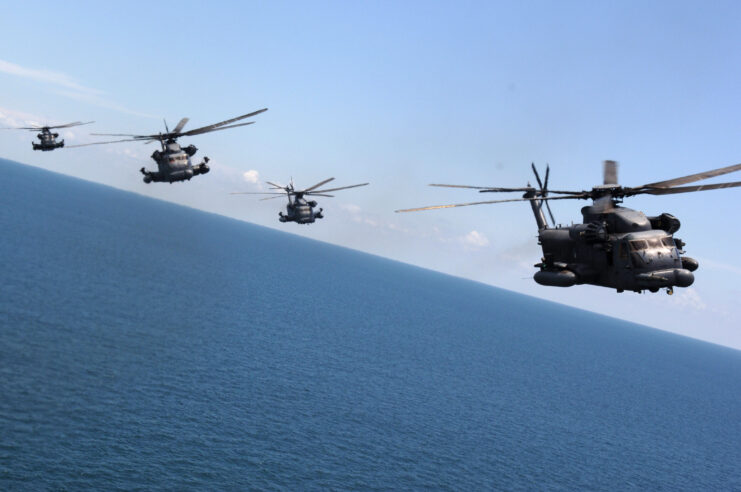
left=1, top=158, right=740, bottom=490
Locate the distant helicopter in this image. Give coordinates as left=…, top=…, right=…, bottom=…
left=396, top=161, right=741, bottom=294
left=70, top=109, right=267, bottom=183
left=1, top=121, right=94, bottom=151
left=232, top=178, right=369, bottom=224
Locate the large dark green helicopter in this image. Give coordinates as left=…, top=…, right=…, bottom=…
left=70, top=109, right=266, bottom=183
left=396, top=161, right=741, bottom=294
left=232, top=177, right=369, bottom=224
left=1, top=121, right=94, bottom=151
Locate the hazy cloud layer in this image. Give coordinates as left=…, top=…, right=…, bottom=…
left=0, top=59, right=101, bottom=94
left=0, top=59, right=153, bottom=118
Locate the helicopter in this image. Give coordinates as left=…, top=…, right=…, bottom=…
left=1, top=121, right=94, bottom=151
left=69, top=109, right=267, bottom=183
left=396, top=161, right=741, bottom=294
left=232, top=177, right=369, bottom=224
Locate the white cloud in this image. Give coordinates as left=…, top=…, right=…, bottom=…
left=461, top=230, right=490, bottom=248
left=242, top=169, right=259, bottom=183
left=667, top=288, right=707, bottom=311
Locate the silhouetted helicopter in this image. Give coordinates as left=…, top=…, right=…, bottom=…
left=70, top=109, right=267, bottom=183
left=396, top=161, right=741, bottom=294
left=1, top=121, right=94, bottom=151
left=232, top=178, right=369, bottom=224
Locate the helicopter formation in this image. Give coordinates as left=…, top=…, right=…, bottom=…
left=3, top=110, right=740, bottom=294
left=1, top=109, right=371, bottom=222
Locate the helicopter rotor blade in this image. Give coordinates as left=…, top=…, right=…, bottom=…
left=180, top=108, right=267, bottom=137
left=181, top=121, right=255, bottom=137
left=1, top=121, right=90, bottom=130
left=65, top=138, right=144, bottom=147
left=305, top=193, right=334, bottom=198
left=171, top=118, right=189, bottom=134
left=91, top=132, right=152, bottom=138
left=603, top=160, right=618, bottom=185
left=395, top=194, right=590, bottom=213
left=531, top=163, right=544, bottom=190
left=309, top=182, right=369, bottom=193
left=632, top=180, right=741, bottom=196
left=44, top=121, right=95, bottom=130
left=639, top=162, right=741, bottom=189
left=303, top=177, right=335, bottom=192
left=259, top=195, right=286, bottom=201
left=266, top=181, right=286, bottom=190
left=229, top=191, right=286, bottom=195
left=544, top=164, right=550, bottom=191
left=431, top=183, right=536, bottom=192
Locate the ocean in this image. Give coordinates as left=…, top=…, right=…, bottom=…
left=1, top=158, right=739, bottom=490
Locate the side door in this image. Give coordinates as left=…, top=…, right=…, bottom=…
left=612, top=240, right=633, bottom=288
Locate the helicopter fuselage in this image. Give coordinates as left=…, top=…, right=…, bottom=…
left=533, top=202, right=697, bottom=293
left=32, top=128, right=63, bottom=151
left=142, top=141, right=210, bottom=183
left=279, top=195, right=323, bottom=224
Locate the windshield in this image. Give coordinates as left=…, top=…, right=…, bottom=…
left=631, top=237, right=674, bottom=251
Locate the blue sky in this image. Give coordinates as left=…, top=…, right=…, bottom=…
left=2, top=1, right=741, bottom=348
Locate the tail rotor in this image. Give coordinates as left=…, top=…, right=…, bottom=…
left=531, top=163, right=556, bottom=226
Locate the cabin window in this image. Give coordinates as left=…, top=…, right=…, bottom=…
left=630, top=240, right=647, bottom=251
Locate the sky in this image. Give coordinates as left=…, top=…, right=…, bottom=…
left=1, top=1, right=740, bottom=349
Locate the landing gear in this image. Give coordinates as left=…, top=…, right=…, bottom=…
left=666, top=287, right=674, bottom=295
left=314, top=208, right=324, bottom=219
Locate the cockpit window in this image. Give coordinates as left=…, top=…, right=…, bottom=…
left=661, top=237, right=675, bottom=247
left=630, top=240, right=647, bottom=251
left=646, top=238, right=662, bottom=249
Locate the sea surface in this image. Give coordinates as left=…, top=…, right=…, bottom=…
left=1, top=158, right=740, bottom=490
